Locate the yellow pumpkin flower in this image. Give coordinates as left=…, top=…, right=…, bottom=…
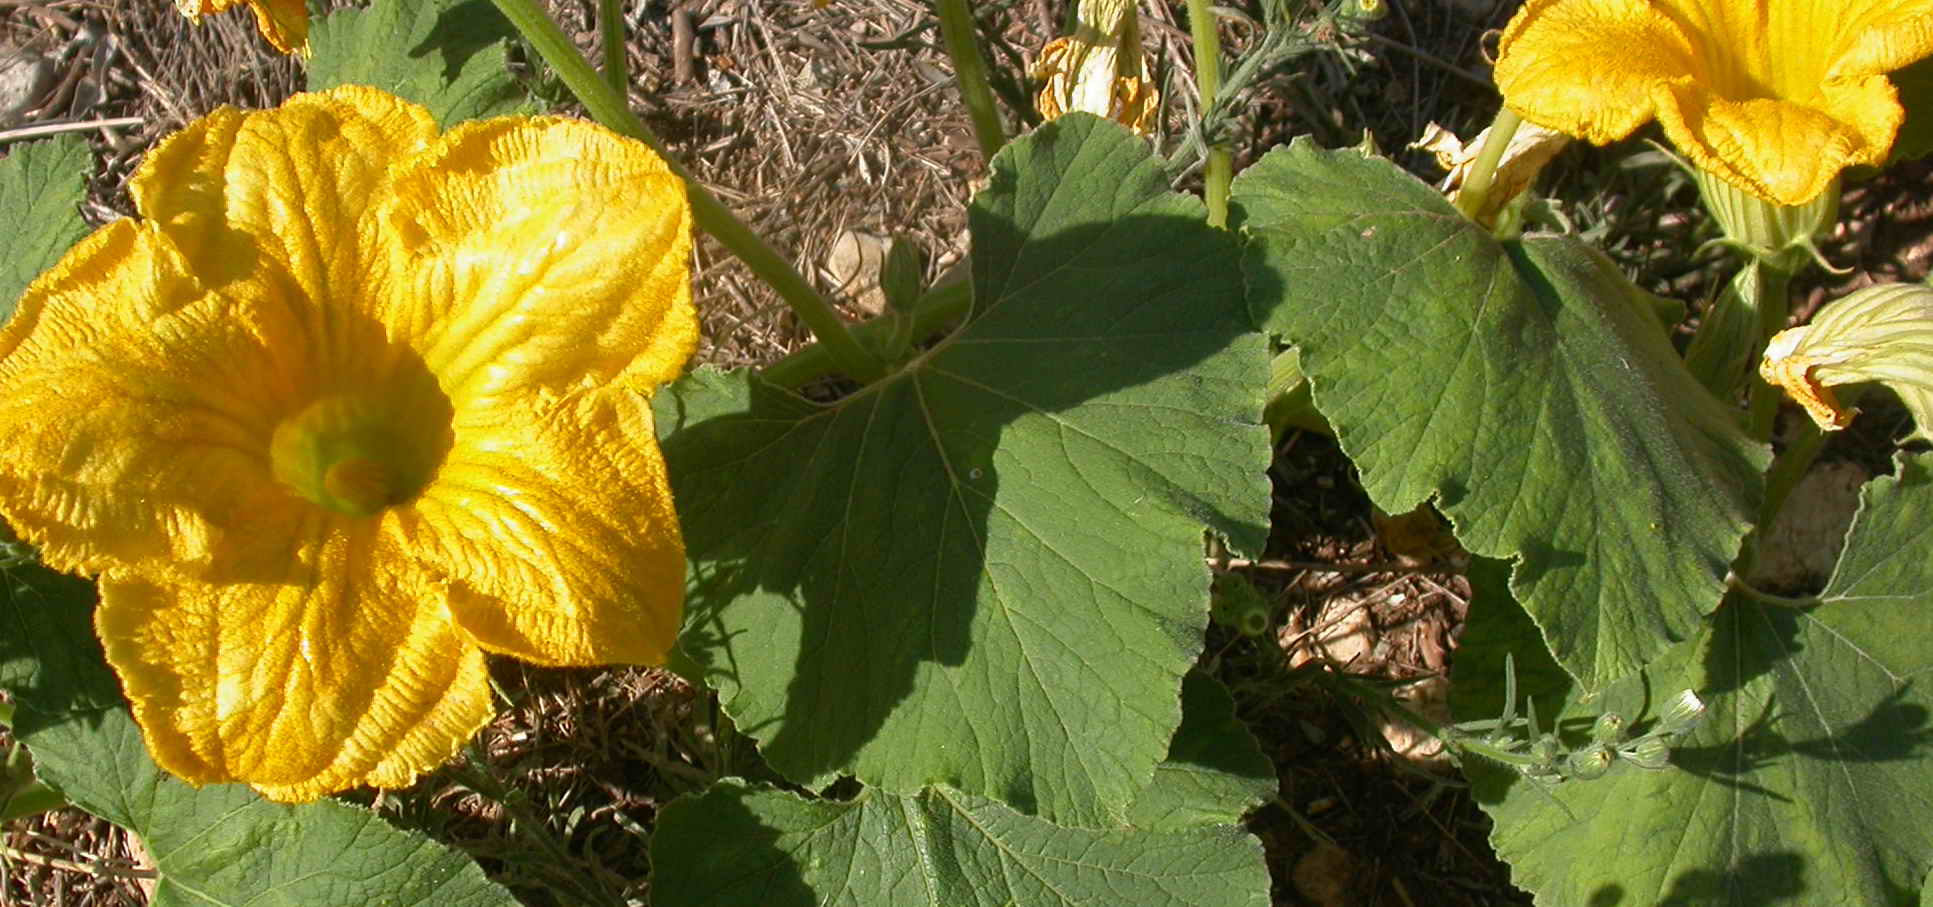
left=1493, top=0, right=1933, bottom=206
left=177, top=0, right=308, bottom=55
left=0, top=86, right=697, bottom=802
left=1034, top=0, right=1160, bottom=135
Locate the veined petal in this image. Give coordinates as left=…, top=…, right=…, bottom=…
left=1500, top=0, right=1933, bottom=205
left=395, top=387, right=684, bottom=666
left=1818, top=0, right=1933, bottom=80
left=94, top=521, right=493, bottom=801
left=372, top=117, right=697, bottom=406
left=132, top=87, right=436, bottom=306
left=180, top=0, right=309, bottom=54
left=1654, top=76, right=1902, bottom=205
left=0, top=220, right=314, bottom=576
left=1496, top=0, right=1702, bottom=145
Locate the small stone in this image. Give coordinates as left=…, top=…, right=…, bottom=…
left=822, top=229, right=890, bottom=316
left=0, top=46, right=55, bottom=127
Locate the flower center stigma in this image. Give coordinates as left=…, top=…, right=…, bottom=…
left=271, top=394, right=441, bottom=517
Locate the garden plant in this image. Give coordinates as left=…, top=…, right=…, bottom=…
left=3, top=0, right=1933, bottom=903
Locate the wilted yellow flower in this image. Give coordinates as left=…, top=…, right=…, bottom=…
left=0, top=86, right=696, bottom=801
left=1034, top=0, right=1159, bottom=134
left=177, top=0, right=308, bottom=55
left=1410, top=120, right=1571, bottom=224
left=1761, top=282, right=1933, bottom=441
left=1493, top=0, right=1933, bottom=206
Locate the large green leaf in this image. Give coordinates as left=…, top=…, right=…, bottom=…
left=657, top=115, right=1271, bottom=825
left=650, top=780, right=1270, bottom=907
left=0, top=136, right=91, bottom=324
left=1477, top=454, right=1933, bottom=905
left=1234, top=140, right=1767, bottom=689
left=0, top=564, right=515, bottom=907
left=307, top=0, right=528, bottom=127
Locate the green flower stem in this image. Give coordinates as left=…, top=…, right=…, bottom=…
left=1452, top=107, right=1521, bottom=224
left=1185, top=0, right=1230, bottom=227
left=491, top=0, right=886, bottom=384
left=1744, top=263, right=1793, bottom=440
left=597, top=0, right=627, bottom=97
left=936, top=0, right=1006, bottom=162
left=761, top=278, right=973, bottom=387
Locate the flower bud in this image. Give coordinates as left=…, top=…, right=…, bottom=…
left=1590, top=712, right=1628, bottom=746
left=1622, top=736, right=1671, bottom=771
left=1566, top=744, right=1614, bottom=780
left=1658, top=690, right=1709, bottom=738
left=1760, top=283, right=1933, bottom=442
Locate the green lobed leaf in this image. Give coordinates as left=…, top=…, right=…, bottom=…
left=1477, top=454, right=1933, bottom=905
left=657, top=114, right=1272, bottom=825
left=307, top=0, right=529, bottom=127
left=0, top=564, right=515, bottom=907
left=1234, top=140, right=1768, bottom=690
left=1124, top=670, right=1275, bottom=830
left=650, top=780, right=1271, bottom=907
left=0, top=136, right=92, bottom=325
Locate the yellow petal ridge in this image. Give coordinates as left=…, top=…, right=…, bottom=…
left=1495, top=0, right=1933, bottom=205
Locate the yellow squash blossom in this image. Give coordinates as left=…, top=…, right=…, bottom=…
left=0, top=85, right=696, bottom=802
left=177, top=0, right=308, bottom=55
left=1034, top=0, right=1160, bottom=134
left=1493, top=0, right=1933, bottom=206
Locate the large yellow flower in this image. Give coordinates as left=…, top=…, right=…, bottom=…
left=177, top=0, right=308, bottom=55
left=1493, top=0, right=1933, bottom=205
left=0, top=86, right=696, bottom=802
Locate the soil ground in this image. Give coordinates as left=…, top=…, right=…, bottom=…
left=2, top=0, right=1930, bottom=905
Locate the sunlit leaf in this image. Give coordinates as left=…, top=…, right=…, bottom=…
left=1477, top=454, right=1933, bottom=904
left=307, top=0, right=528, bottom=126
left=658, top=114, right=1271, bottom=825
left=0, top=136, right=91, bottom=324
left=1235, top=140, right=1768, bottom=689
left=651, top=780, right=1270, bottom=907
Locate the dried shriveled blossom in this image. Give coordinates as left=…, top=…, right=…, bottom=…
left=0, top=86, right=697, bottom=801
left=1493, top=0, right=1933, bottom=206
left=176, top=0, right=309, bottom=55
left=1761, top=282, right=1933, bottom=441
left=1410, top=120, right=1571, bottom=223
left=1034, top=0, right=1160, bottom=134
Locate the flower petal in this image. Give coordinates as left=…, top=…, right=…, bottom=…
left=132, top=86, right=436, bottom=306
left=395, top=386, right=684, bottom=666
left=184, top=0, right=310, bottom=54
left=1495, top=0, right=1702, bottom=145
left=94, top=521, right=492, bottom=802
left=1818, top=0, right=1933, bottom=80
left=0, top=221, right=309, bottom=576
left=371, top=116, right=696, bottom=407
left=1653, top=76, right=1901, bottom=205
